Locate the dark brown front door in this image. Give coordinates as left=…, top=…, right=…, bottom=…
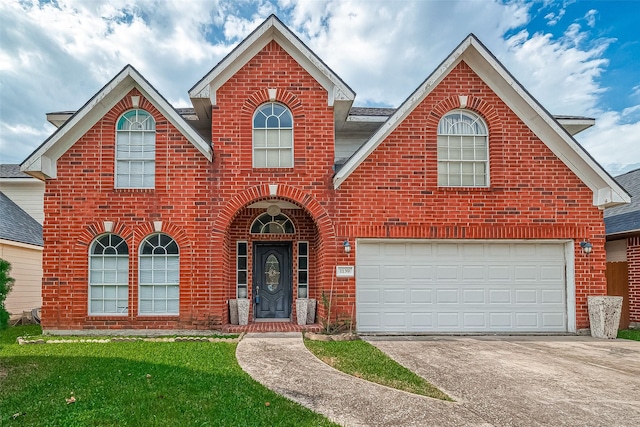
left=253, top=243, right=292, bottom=319
left=606, top=261, right=630, bottom=329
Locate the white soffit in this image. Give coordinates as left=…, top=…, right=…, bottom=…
left=188, top=15, right=355, bottom=124
left=21, top=65, right=212, bottom=179
left=333, top=35, right=629, bottom=209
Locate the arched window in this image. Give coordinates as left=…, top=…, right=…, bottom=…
left=116, top=109, right=156, bottom=188
left=251, top=212, right=295, bottom=234
left=89, top=234, right=129, bottom=315
left=253, top=102, right=293, bottom=168
left=437, top=110, right=488, bottom=187
left=139, top=233, right=179, bottom=315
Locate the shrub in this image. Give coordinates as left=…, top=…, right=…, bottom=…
left=0, top=258, right=15, bottom=329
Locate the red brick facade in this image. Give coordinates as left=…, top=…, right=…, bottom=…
left=628, top=237, right=640, bottom=323
left=39, top=36, right=607, bottom=332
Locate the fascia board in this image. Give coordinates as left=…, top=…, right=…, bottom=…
left=189, top=16, right=354, bottom=108
left=333, top=38, right=470, bottom=189
left=462, top=40, right=629, bottom=208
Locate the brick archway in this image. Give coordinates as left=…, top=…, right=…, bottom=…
left=211, top=184, right=337, bottom=324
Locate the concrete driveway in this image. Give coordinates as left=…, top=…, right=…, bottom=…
left=367, top=336, right=640, bottom=427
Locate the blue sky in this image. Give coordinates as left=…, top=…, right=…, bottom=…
left=1, top=0, right=638, bottom=175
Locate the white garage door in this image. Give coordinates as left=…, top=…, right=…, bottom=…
left=356, top=241, right=567, bottom=333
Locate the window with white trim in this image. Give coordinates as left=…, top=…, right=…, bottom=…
left=116, top=109, right=156, bottom=188
left=236, top=241, right=248, bottom=298
left=250, top=212, right=295, bottom=234
left=253, top=102, right=293, bottom=168
left=297, top=241, right=309, bottom=298
left=139, top=233, right=179, bottom=315
left=437, top=110, right=488, bottom=187
left=89, top=234, right=129, bottom=315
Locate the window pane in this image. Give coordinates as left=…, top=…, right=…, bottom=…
left=280, top=130, right=292, bottom=148
left=167, top=299, right=179, bottom=314
left=237, top=257, right=247, bottom=270
left=280, top=149, right=292, bottom=167
left=238, top=242, right=247, bottom=255
left=139, top=298, right=153, bottom=313
left=266, top=129, right=279, bottom=147
left=254, top=130, right=266, bottom=147
left=298, top=271, right=308, bottom=284
left=266, top=150, right=280, bottom=167
left=238, top=270, right=247, bottom=285
left=279, top=111, right=292, bottom=128
left=254, top=149, right=266, bottom=168
left=298, top=243, right=308, bottom=256
left=91, top=301, right=103, bottom=313
left=167, top=285, right=179, bottom=299
left=299, top=257, right=307, bottom=269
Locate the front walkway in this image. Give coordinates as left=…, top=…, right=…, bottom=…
left=235, top=332, right=485, bottom=427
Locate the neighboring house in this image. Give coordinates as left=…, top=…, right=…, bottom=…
left=605, top=168, right=640, bottom=329
left=0, top=164, right=45, bottom=224
left=0, top=190, right=43, bottom=318
left=21, top=16, right=629, bottom=334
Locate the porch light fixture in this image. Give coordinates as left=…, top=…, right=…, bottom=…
left=343, top=240, right=351, bottom=253
left=580, top=240, right=593, bottom=255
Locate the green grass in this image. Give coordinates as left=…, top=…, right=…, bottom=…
left=1, top=326, right=337, bottom=427
left=617, top=329, right=640, bottom=341
left=304, top=339, right=451, bottom=401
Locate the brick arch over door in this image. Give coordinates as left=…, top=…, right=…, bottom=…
left=211, top=184, right=338, bottom=321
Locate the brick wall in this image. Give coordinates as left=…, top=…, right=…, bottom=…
left=41, top=43, right=606, bottom=331
left=628, top=237, right=640, bottom=323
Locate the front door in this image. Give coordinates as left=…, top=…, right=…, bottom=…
left=253, top=242, right=292, bottom=319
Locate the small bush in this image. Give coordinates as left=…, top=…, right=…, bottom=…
left=0, top=258, right=15, bottom=329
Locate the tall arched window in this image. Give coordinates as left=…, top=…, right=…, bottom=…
left=89, top=234, right=129, bottom=315
left=253, top=102, right=293, bottom=168
left=139, top=233, right=179, bottom=315
left=116, top=109, right=156, bottom=188
left=437, top=110, right=488, bottom=187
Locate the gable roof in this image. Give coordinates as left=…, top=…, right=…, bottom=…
left=189, top=14, right=355, bottom=129
left=605, top=168, right=640, bottom=236
left=333, top=34, right=630, bottom=209
left=0, top=191, right=43, bottom=247
left=21, top=65, right=212, bottom=180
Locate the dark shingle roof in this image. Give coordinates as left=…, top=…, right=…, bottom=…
left=605, top=168, right=640, bottom=235
left=0, top=192, right=43, bottom=246
left=0, top=164, right=31, bottom=178
left=349, top=107, right=397, bottom=116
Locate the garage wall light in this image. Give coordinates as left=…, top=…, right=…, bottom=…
left=343, top=240, right=351, bottom=254
left=580, top=240, right=593, bottom=255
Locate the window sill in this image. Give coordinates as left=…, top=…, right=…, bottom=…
left=114, top=188, right=155, bottom=193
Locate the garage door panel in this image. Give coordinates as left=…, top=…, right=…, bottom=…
left=357, top=241, right=567, bottom=333
left=409, top=288, right=433, bottom=303
left=436, top=265, right=458, bottom=280
left=463, top=289, right=485, bottom=304
left=463, top=312, right=486, bottom=328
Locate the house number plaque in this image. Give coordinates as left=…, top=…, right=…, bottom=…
left=336, top=266, right=354, bottom=277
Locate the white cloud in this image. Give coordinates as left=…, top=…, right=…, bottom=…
left=584, top=9, right=597, bottom=28
left=576, top=106, right=640, bottom=174
left=545, top=9, right=565, bottom=26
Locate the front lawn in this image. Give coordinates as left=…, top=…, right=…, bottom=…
left=305, top=338, right=451, bottom=401
left=0, top=326, right=337, bottom=426
left=618, top=329, right=640, bottom=341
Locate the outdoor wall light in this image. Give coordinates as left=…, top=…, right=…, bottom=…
left=580, top=240, right=593, bottom=255
left=343, top=240, right=351, bottom=253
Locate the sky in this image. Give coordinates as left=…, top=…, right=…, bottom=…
left=1, top=0, right=639, bottom=176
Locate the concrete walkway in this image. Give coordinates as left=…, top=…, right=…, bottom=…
left=236, top=332, right=486, bottom=427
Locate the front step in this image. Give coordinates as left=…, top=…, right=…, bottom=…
left=223, top=322, right=322, bottom=333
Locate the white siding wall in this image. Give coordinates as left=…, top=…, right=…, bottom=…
left=1, top=242, right=43, bottom=315
left=0, top=180, right=45, bottom=224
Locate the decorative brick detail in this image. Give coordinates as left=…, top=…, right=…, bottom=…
left=628, top=237, right=640, bottom=323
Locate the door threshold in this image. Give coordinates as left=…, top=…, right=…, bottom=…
left=254, top=318, right=291, bottom=323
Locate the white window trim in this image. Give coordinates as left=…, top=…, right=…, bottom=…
left=115, top=109, right=156, bottom=189
left=252, top=102, right=294, bottom=168
left=138, top=233, right=180, bottom=316
left=437, top=109, right=489, bottom=187
left=88, top=233, right=129, bottom=316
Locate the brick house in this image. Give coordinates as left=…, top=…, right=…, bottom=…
left=21, top=15, right=629, bottom=334
left=605, top=168, right=640, bottom=329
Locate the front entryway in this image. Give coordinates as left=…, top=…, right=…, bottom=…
left=253, top=242, right=292, bottom=319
